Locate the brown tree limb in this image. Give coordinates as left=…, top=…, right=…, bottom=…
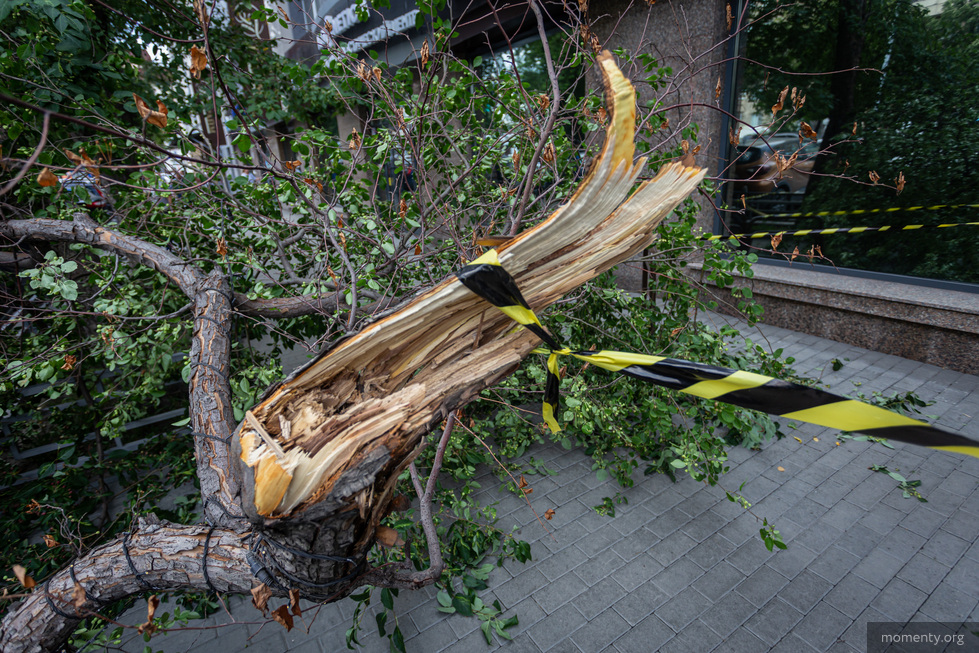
left=0, top=520, right=253, bottom=653
left=1, top=213, right=203, bottom=297
left=192, top=272, right=245, bottom=525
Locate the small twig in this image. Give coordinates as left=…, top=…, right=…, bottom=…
left=511, top=0, right=562, bottom=235
left=0, top=112, right=50, bottom=197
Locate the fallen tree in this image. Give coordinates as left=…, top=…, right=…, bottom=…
left=0, top=52, right=705, bottom=652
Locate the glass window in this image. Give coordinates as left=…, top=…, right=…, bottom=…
left=723, top=0, right=979, bottom=285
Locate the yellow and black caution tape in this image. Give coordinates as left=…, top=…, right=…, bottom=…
left=455, top=251, right=979, bottom=459
left=707, top=221, right=979, bottom=242
left=739, top=202, right=979, bottom=222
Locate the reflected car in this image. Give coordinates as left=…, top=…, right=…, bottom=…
left=59, top=171, right=111, bottom=208
left=731, top=139, right=819, bottom=195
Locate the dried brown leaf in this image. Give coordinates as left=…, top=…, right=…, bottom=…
left=775, top=151, right=798, bottom=176
left=420, top=40, right=430, bottom=68
left=590, top=33, right=601, bottom=53
left=147, top=594, right=160, bottom=620
left=72, top=582, right=86, bottom=609
left=391, top=494, right=411, bottom=512
left=715, top=77, right=722, bottom=101
left=869, top=170, right=880, bottom=184
left=190, top=45, right=207, bottom=79
left=376, top=526, right=405, bottom=548
left=541, top=141, right=555, bottom=164
left=272, top=604, right=294, bottom=631
left=399, top=198, right=408, bottom=218
left=289, top=588, right=302, bottom=617
left=790, top=246, right=799, bottom=261
left=12, top=565, right=35, bottom=589
left=43, top=534, right=57, bottom=548
left=216, top=238, right=228, bottom=258
left=680, top=139, right=690, bottom=154
left=251, top=583, right=272, bottom=615
left=579, top=0, right=588, bottom=11
left=348, top=127, right=361, bottom=150
left=38, top=168, right=58, bottom=187
left=372, top=66, right=382, bottom=83
left=895, top=171, right=906, bottom=195
left=544, top=508, right=556, bottom=520
left=852, top=121, right=858, bottom=136
left=139, top=594, right=160, bottom=633
left=726, top=3, right=733, bottom=30
left=193, top=0, right=209, bottom=29
left=729, top=126, right=741, bottom=146
left=771, top=233, right=783, bottom=250
left=133, top=94, right=168, bottom=128
left=357, top=61, right=370, bottom=83
left=538, top=94, right=550, bottom=111
left=771, top=86, right=788, bottom=116
left=61, top=355, right=77, bottom=371
left=800, top=121, right=818, bottom=141
left=283, top=160, right=302, bottom=171
left=414, top=243, right=422, bottom=256
left=596, top=106, right=607, bottom=125
left=512, top=150, right=520, bottom=169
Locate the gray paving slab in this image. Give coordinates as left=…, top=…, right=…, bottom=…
left=110, top=319, right=979, bottom=653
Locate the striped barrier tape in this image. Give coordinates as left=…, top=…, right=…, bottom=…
left=706, top=221, right=979, bottom=242
left=734, top=202, right=979, bottom=222
left=455, top=250, right=979, bottom=459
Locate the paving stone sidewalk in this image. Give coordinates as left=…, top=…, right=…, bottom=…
left=119, top=318, right=979, bottom=653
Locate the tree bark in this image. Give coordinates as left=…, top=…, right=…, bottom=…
left=0, top=520, right=252, bottom=653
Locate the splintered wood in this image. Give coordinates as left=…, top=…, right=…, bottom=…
left=237, top=52, right=706, bottom=519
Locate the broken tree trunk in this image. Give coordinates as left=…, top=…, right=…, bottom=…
left=233, top=51, right=705, bottom=592
left=0, top=52, right=704, bottom=653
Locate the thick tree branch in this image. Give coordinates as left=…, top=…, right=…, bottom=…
left=1, top=213, right=204, bottom=297
left=0, top=520, right=253, bottom=653
left=232, top=292, right=401, bottom=320
left=192, top=272, right=244, bottom=525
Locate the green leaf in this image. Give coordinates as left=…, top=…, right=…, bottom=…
left=451, top=596, right=473, bottom=617
left=60, top=280, right=78, bottom=301
left=481, top=621, right=492, bottom=644
left=436, top=590, right=452, bottom=608
left=381, top=587, right=394, bottom=610
left=233, top=133, right=252, bottom=154
left=390, top=626, right=405, bottom=652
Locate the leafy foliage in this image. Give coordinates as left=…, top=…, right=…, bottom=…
left=739, top=0, right=979, bottom=283
left=0, top=0, right=803, bottom=647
